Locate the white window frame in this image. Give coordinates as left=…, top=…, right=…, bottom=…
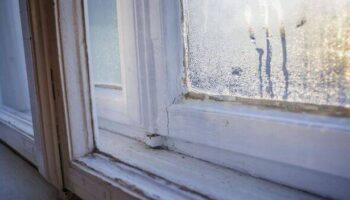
left=163, top=1, right=350, bottom=199
left=56, top=1, right=167, bottom=198
left=55, top=0, right=350, bottom=199
left=83, top=0, right=158, bottom=143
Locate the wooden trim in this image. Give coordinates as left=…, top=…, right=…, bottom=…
left=66, top=160, right=138, bottom=200
left=54, top=0, right=96, bottom=196
left=24, top=0, right=63, bottom=189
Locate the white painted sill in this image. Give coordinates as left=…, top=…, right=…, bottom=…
left=0, top=106, right=33, bottom=137
left=165, top=100, right=350, bottom=199
left=0, top=106, right=35, bottom=164
left=94, top=85, right=130, bottom=124
left=75, top=129, right=322, bottom=200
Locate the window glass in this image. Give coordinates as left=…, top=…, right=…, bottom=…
left=185, top=0, right=350, bottom=107
left=0, top=0, right=32, bottom=121
left=87, top=0, right=121, bottom=86
left=86, top=0, right=126, bottom=129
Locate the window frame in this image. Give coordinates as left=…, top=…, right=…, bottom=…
left=54, top=0, right=350, bottom=199
left=161, top=1, right=350, bottom=198
left=55, top=0, right=182, bottom=198
left=83, top=0, right=158, bottom=142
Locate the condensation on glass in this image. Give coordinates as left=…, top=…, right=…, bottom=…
left=87, top=0, right=121, bottom=86
left=0, top=0, right=33, bottom=122
left=184, top=0, right=350, bottom=107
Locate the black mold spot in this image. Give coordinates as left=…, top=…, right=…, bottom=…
left=296, top=18, right=307, bottom=28
left=231, top=67, right=242, bottom=76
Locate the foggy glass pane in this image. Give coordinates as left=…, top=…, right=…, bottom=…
left=87, top=0, right=121, bottom=85
left=186, top=0, right=350, bottom=107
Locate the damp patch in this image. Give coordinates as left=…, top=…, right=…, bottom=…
left=184, top=0, right=350, bottom=107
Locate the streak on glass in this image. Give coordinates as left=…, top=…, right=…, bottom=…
left=185, top=0, right=350, bottom=107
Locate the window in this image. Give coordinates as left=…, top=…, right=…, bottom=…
left=56, top=0, right=350, bottom=199
left=87, top=0, right=122, bottom=86
left=86, top=0, right=124, bottom=125
left=85, top=0, right=143, bottom=142
left=0, top=0, right=33, bottom=125
left=185, top=0, right=350, bottom=110
left=0, top=0, right=38, bottom=166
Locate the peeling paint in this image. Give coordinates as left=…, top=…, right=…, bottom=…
left=82, top=152, right=214, bottom=200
